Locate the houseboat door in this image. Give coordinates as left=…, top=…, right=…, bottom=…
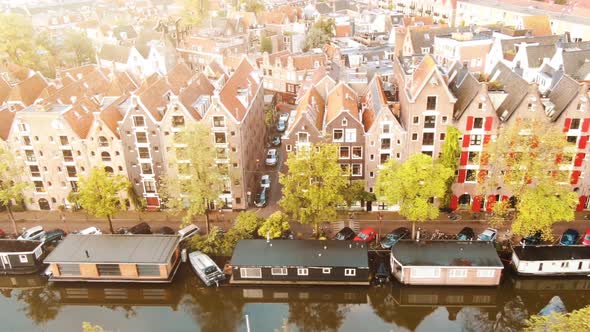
left=0, top=255, right=11, bottom=269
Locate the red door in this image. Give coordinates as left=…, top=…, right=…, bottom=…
left=146, top=197, right=160, bottom=211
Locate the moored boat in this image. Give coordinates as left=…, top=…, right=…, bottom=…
left=188, top=251, right=225, bottom=287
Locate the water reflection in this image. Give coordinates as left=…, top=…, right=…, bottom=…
left=1, top=267, right=590, bottom=331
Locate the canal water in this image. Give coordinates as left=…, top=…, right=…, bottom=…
left=1, top=264, right=590, bottom=332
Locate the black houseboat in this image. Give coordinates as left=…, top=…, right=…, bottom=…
left=229, top=240, right=369, bottom=285
left=0, top=240, right=46, bottom=275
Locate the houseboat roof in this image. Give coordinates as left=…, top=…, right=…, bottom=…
left=44, top=235, right=180, bottom=264
left=391, top=241, right=503, bottom=267
left=231, top=240, right=369, bottom=268
left=513, top=245, right=590, bottom=261
left=0, top=239, right=42, bottom=253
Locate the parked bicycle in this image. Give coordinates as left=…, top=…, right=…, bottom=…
left=449, top=212, right=462, bottom=221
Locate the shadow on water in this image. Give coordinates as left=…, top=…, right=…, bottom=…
left=2, top=264, right=590, bottom=331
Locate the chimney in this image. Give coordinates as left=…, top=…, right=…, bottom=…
left=85, top=250, right=90, bottom=258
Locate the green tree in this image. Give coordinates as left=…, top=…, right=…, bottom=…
left=303, top=18, right=335, bottom=51
left=376, top=154, right=454, bottom=238
left=258, top=211, right=290, bottom=239
left=189, top=226, right=226, bottom=256
left=77, top=167, right=129, bottom=234
left=181, top=0, right=210, bottom=25
left=0, top=14, right=36, bottom=65
left=481, top=118, right=575, bottom=239
left=243, top=0, right=265, bottom=13
left=279, top=143, right=346, bottom=236
left=82, top=322, right=105, bottom=332
left=0, top=147, right=28, bottom=234
left=525, top=304, right=590, bottom=331
left=160, top=123, right=224, bottom=233
left=438, top=126, right=461, bottom=207
left=63, top=29, right=96, bottom=66
left=260, top=36, right=272, bottom=53
left=233, top=211, right=263, bottom=236
left=342, top=180, right=373, bottom=208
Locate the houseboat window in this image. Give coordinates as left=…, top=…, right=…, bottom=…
left=561, top=262, right=569, bottom=268
left=322, top=268, right=331, bottom=274
left=344, top=269, right=356, bottom=277
left=58, top=264, right=81, bottom=276
left=579, top=262, right=583, bottom=270
left=18, top=255, right=28, bottom=263
left=97, top=264, right=122, bottom=276
left=448, top=269, right=467, bottom=278
left=297, top=268, right=308, bottom=276
left=539, top=263, right=543, bottom=271
left=411, top=268, right=441, bottom=279
left=476, top=269, right=495, bottom=278
left=137, top=265, right=161, bottom=277
left=34, top=246, right=42, bottom=258
left=271, top=268, right=288, bottom=276
left=240, top=268, right=262, bottom=279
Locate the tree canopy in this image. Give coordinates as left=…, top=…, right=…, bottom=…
left=181, top=0, right=210, bottom=25
left=77, top=167, right=129, bottom=233
left=258, top=211, right=290, bottom=239
left=438, top=126, right=462, bottom=207
left=260, top=36, right=272, bottom=53
left=303, top=18, right=335, bottom=51
left=279, top=143, right=346, bottom=235
left=63, top=29, right=96, bottom=67
left=525, top=304, right=590, bottom=332
left=0, top=147, right=28, bottom=233
left=160, top=123, right=224, bottom=232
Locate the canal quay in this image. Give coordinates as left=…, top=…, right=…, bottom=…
left=1, top=265, right=590, bottom=332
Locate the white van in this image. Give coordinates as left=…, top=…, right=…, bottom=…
left=78, top=226, right=102, bottom=235
left=178, top=224, right=200, bottom=242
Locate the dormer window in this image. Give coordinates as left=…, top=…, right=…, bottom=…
left=172, top=116, right=185, bottom=128
left=342, top=118, right=348, bottom=126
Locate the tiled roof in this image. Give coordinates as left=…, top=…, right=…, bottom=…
left=521, top=15, right=552, bottom=36
left=99, top=44, right=132, bottom=63
left=219, top=58, right=260, bottom=121
left=403, top=16, right=434, bottom=27
left=524, top=44, right=557, bottom=68
left=62, top=98, right=99, bottom=139
left=112, top=25, right=138, bottom=41
left=138, top=77, right=173, bottom=121
left=165, top=62, right=193, bottom=94
left=325, top=83, right=359, bottom=125
left=179, top=73, right=215, bottom=119
left=489, top=62, right=529, bottom=120
left=408, top=54, right=437, bottom=99
left=100, top=95, right=127, bottom=138
left=106, top=71, right=138, bottom=96
left=294, top=86, right=325, bottom=131
left=548, top=75, right=580, bottom=120
left=362, top=76, right=388, bottom=131
left=448, top=63, right=481, bottom=119
left=0, top=108, right=16, bottom=141
left=562, top=49, right=590, bottom=77
left=8, top=73, right=48, bottom=106
left=500, top=35, right=561, bottom=55
left=206, top=60, right=227, bottom=78
left=0, top=78, right=11, bottom=105
left=44, top=68, right=110, bottom=105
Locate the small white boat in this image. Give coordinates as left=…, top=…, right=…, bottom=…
left=188, top=251, right=225, bottom=287
left=538, top=296, right=566, bottom=316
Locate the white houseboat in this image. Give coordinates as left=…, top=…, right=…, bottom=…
left=512, top=245, right=590, bottom=276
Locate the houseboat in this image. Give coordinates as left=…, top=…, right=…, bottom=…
left=229, top=240, right=370, bottom=285
left=390, top=241, right=503, bottom=286
left=512, top=245, right=590, bottom=276
left=188, top=251, right=225, bottom=286
left=0, top=239, right=46, bottom=275
left=44, top=234, right=181, bottom=283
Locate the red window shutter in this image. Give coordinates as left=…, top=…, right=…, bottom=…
left=460, top=152, right=468, bottom=165
left=450, top=195, right=458, bottom=210
left=484, top=135, right=491, bottom=145
left=472, top=196, right=482, bottom=212
left=577, top=196, right=588, bottom=212
left=575, top=153, right=585, bottom=167
left=583, top=119, right=590, bottom=133
left=555, top=153, right=563, bottom=164
left=484, top=117, right=493, bottom=131
left=579, top=136, right=589, bottom=149
left=571, top=171, right=581, bottom=184
left=457, top=170, right=466, bottom=183
left=486, top=195, right=496, bottom=212
left=477, top=170, right=488, bottom=183
left=563, top=118, right=571, bottom=132
left=466, top=116, right=474, bottom=130
left=462, top=135, right=470, bottom=147
left=501, top=195, right=508, bottom=201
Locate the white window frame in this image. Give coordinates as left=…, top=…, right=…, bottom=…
left=351, top=163, right=362, bottom=176
left=476, top=269, right=495, bottom=278
left=339, top=146, right=350, bottom=159
left=297, top=268, right=308, bottom=276
left=271, top=267, right=288, bottom=276
left=413, top=116, right=420, bottom=124
left=342, top=118, right=348, bottom=126
left=333, top=129, right=344, bottom=142
left=410, top=267, right=441, bottom=278
left=322, top=268, right=331, bottom=274
left=411, top=133, right=418, bottom=141
left=344, top=268, right=356, bottom=276
left=352, top=146, right=363, bottom=159
left=345, top=129, right=356, bottom=142
left=18, top=255, right=28, bottom=263
left=286, top=144, right=292, bottom=152
left=448, top=268, right=467, bottom=278
left=212, top=115, right=226, bottom=128
left=132, top=115, right=146, bottom=127
left=240, top=267, right=262, bottom=278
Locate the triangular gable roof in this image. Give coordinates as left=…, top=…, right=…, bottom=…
left=137, top=77, right=173, bottom=121
left=406, top=55, right=455, bottom=103
left=62, top=98, right=98, bottom=139
left=293, top=86, right=325, bottom=132
left=99, top=44, right=133, bottom=63
left=165, top=62, right=192, bottom=94
left=179, top=73, right=215, bottom=120
left=0, top=107, right=16, bottom=141
left=8, top=73, right=48, bottom=106
left=325, top=82, right=359, bottom=126
left=448, top=62, right=482, bottom=119
left=219, top=58, right=260, bottom=121
left=548, top=75, right=581, bottom=121
left=362, top=76, right=388, bottom=132
left=99, top=95, right=127, bottom=138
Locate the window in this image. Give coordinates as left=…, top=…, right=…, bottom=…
left=70, top=181, right=78, bottom=192
left=422, top=133, right=434, bottom=145
left=440, top=133, right=446, bottom=141
left=298, top=132, right=309, bottom=143
left=297, top=268, right=308, bottom=276
left=427, top=96, right=437, bottom=110
left=369, top=171, right=374, bottom=178
left=216, top=147, right=227, bottom=159
left=333, top=129, right=344, bottom=142
left=473, top=117, right=483, bottom=129
left=382, top=123, right=390, bottom=134
left=352, top=147, right=362, bottom=159
left=286, top=144, right=292, bottom=152
left=19, top=254, right=28, bottom=263
left=25, top=150, right=35, bottom=162
left=345, top=129, right=356, bottom=142
left=470, top=135, right=482, bottom=146
left=560, top=262, right=569, bottom=268
left=141, top=163, right=153, bottom=174
left=58, top=264, right=81, bottom=276
left=133, top=116, right=145, bottom=127
left=96, top=264, right=122, bottom=276
left=144, top=181, right=156, bottom=193
left=381, top=138, right=391, bottom=149
left=138, top=147, right=150, bottom=159
left=344, top=268, right=356, bottom=276
left=442, top=116, right=448, bottom=124
left=342, top=118, right=347, bottom=126
left=468, top=151, right=480, bottom=164
left=172, top=116, right=185, bottom=128
left=411, top=133, right=418, bottom=141
left=567, top=136, right=578, bottom=143
left=30, top=165, right=40, bottom=177
left=351, top=164, right=362, bottom=176
left=98, top=136, right=108, bottom=147
left=104, top=166, right=114, bottom=173
left=271, top=268, right=288, bottom=275
left=339, top=146, right=350, bottom=158
left=136, top=132, right=148, bottom=143
left=413, top=116, right=419, bottom=124
left=23, top=136, right=31, bottom=146
left=424, top=116, right=436, bottom=129
left=59, top=136, right=69, bottom=146
left=214, top=132, right=227, bottom=144
left=213, top=116, right=225, bottom=127
left=101, top=152, right=111, bottom=161
left=448, top=269, right=467, bottom=278
left=137, top=265, right=160, bottom=276
left=466, top=170, right=476, bottom=182
left=66, top=166, right=77, bottom=177
left=380, top=153, right=390, bottom=164
left=411, top=267, right=441, bottom=278
left=370, top=154, right=374, bottom=161
left=527, top=103, right=534, bottom=112
left=571, top=118, right=581, bottom=130
left=476, top=269, right=495, bottom=278
left=240, top=268, right=262, bottom=278
left=322, top=268, right=331, bottom=274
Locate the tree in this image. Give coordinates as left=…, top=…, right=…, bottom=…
left=243, top=0, right=265, bottom=13
left=0, top=147, right=27, bottom=234
left=260, top=36, right=272, bottom=54
left=160, top=123, right=224, bottom=233
left=82, top=323, right=105, bottom=332
left=481, top=118, right=575, bottom=238
left=342, top=180, right=373, bottom=209
left=279, top=143, right=347, bottom=236
left=77, top=167, right=129, bottom=234
left=303, top=19, right=335, bottom=51
left=233, top=211, right=263, bottom=236
left=376, top=154, right=454, bottom=238
left=438, top=126, right=461, bottom=207
left=181, top=0, right=210, bottom=25
left=189, top=226, right=227, bottom=256
left=525, top=304, right=590, bottom=331
left=258, top=211, right=290, bottom=239
left=63, top=29, right=96, bottom=66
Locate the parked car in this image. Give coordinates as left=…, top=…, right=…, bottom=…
left=583, top=229, right=590, bottom=246
left=254, top=187, right=268, bottom=207
left=265, top=149, right=278, bottom=166
left=380, top=227, right=410, bottom=248
left=78, top=226, right=102, bottom=235
left=43, top=229, right=66, bottom=244
left=260, top=174, right=271, bottom=189
left=128, top=222, right=152, bottom=234
left=560, top=229, right=580, bottom=246
left=477, top=228, right=498, bottom=242
left=271, top=136, right=281, bottom=146
left=276, top=113, right=290, bottom=132
left=155, top=226, right=176, bottom=235
left=17, top=226, right=45, bottom=241
left=179, top=224, right=200, bottom=242
left=457, top=227, right=475, bottom=241
left=333, top=227, right=356, bottom=241
left=353, top=227, right=376, bottom=243
left=279, top=113, right=289, bottom=123
left=0, top=229, right=5, bottom=239
left=521, top=231, right=543, bottom=246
